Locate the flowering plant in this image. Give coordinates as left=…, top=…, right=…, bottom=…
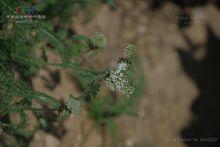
left=0, top=0, right=142, bottom=146
left=106, top=44, right=136, bottom=97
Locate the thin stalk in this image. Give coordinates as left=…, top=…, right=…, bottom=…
left=24, top=108, right=58, bottom=111
left=101, top=123, right=110, bottom=147
left=11, top=54, right=96, bottom=72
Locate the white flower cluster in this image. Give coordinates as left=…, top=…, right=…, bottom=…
left=124, top=44, right=135, bottom=57
left=106, top=61, right=135, bottom=97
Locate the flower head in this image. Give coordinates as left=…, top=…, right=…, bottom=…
left=124, top=44, right=135, bottom=57
left=67, top=95, right=80, bottom=114
left=106, top=61, right=135, bottom=97
left=89, top=32, right=107, bottom=50
left=106, top=44, right=136, bottom=97
left=116, top=61, right=128, bottom=73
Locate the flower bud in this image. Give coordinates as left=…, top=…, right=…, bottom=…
left=89, top=32, right=107, bottom=50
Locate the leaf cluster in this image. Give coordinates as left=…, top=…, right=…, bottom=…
left=0, top=0, right=144, bottom=147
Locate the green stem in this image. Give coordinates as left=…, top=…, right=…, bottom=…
left=11, top=54, right=95, bottom=72
left=25, top=108, right=58, bottom=111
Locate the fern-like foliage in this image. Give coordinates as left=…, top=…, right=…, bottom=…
left=0, top=0, right=141, bottom=146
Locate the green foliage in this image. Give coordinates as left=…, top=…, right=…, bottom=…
left=0, top=0, right=143, bottom=147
